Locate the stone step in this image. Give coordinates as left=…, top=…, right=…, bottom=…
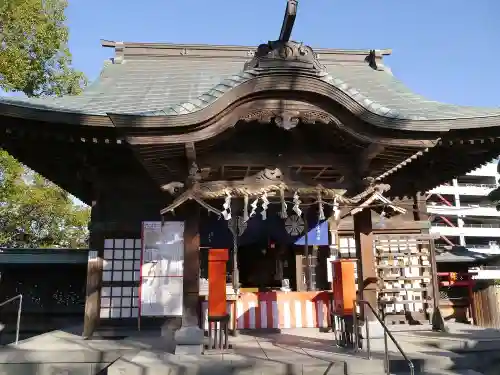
left=420, top=338, right=500, bottom=352
left=0, top=362, right=110, bottom=375
left=365, top=372, right=483, bottom=375
left=0, top=349, right=124, bottom=375
left=107, top=354, right=347, bottom=375
left=0, top=349, right=123, bottom=363
left=345, top=354, right=491, bottom=375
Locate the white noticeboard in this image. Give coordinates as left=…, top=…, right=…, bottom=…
left=327, top=256, right=336, bottom=283
left=140, top=221, right=184, bottom=317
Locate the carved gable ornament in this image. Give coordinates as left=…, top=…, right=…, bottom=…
left=240, top=109, right=333, bottom=131
left=244, top=40, right=326, bottom=74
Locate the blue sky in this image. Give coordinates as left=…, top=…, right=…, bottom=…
left=66, top=0, right=499, bottom=107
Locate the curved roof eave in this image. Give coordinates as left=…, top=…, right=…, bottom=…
left=1, top=42, right=500, bottom=132
left=0, top=100, right=112, bottom=126
left=130, top=67, right=500, bottom=127
left=107, top=68, right=500, bottom=133
left=0, top=60, right=120, bottom=126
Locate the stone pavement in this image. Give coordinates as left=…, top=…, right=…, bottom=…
left=0, top=323, right=499, bottom=374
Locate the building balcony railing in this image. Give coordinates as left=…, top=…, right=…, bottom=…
left=468, top=244, right=498, bottom=250
left=457, top=183, right=497, bottom=189
left=467, top=244, right=500, bottom=255
left=430, top=225, right=500, bottom=238
left=463, top=223, right=500, bottom=228
left=472, top=269, right=500, bottom=280
left=473, top=266, right=500, bottom=270
left=429, top=184, right=496, bottom=196
left=427, top=204, right=500, bottom=217
left=430, top=223, right=500, bottom=228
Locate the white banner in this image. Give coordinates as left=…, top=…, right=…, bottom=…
left=140, top=221, right=184, bottom=317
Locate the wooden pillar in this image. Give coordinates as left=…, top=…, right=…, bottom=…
left=229, top=199, right=243, bottom=294
left=413, top=193, right=447, bottom=331
left=429, top=237, right=447, bottom=331
left=311, top=245, right=318, bottom=291
left=304, top=215, right=311, bottom=291
left=354, top=208, right=377, bottom=321
left=82, top=200, right=104, bottom=338
left=295, top=252, right=304, bottom=291
left=182, top=201, right=201, bottom=327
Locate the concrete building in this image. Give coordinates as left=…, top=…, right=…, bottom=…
left=428, top=159, right=500, bottom=254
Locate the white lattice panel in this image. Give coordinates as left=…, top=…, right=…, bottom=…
left=100, top=285, right=140, bottom=319
left=99, top=238, right=141, bottom=319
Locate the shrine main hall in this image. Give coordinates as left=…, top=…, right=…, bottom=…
left=1, top=0, right=500, bottom=352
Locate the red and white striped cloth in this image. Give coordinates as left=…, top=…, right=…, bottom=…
left=201, top=291, right=331, bottom=330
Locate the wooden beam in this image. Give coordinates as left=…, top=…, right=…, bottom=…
left=314, top=167, right=328, bottom=179
left=162, top=167, right=350, bottom=198
left=197, top=152, right=351, bottom=170
left=185, top=142, right=197, bottom=163
left=358, top=144, right=385, bottom=175
left=279, top=0, right=298, bottom=42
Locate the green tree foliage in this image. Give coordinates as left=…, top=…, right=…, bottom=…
left=0, top=150, right=90, bottom=248
left=0, top=0, right=90, bottom=248
left=0, top=0, right=87, bottom=96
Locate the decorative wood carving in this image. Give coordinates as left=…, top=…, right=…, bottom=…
left=163, top=181, right=185, bottom=195
left=118, top=95, right=437, bottom=148
left=275, top=111, right=300, bottom=130
left=162, top=167, right=348, bottom=201
left=239, top=109, right=332, bottom=129
left=240, top=109, right=276, bottom=124
left=244, top=40, right=326, bottom=73
left=301, top=110, right=332, bottom=125
left=161, top=167, right=390, bottom=204
left=349, top=191, right=406, bottom=216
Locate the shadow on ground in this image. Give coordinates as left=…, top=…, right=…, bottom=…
left=409, top=326, right=500, bottom=375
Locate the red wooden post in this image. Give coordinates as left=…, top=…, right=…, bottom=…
left=208, top=249, right=229, bottom=318
left=207, top=248, right=230, bottom=350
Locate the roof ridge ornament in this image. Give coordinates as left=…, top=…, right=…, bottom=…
left=365, top=50, right=378, bottom=70
left=243, top=1, right=325, bottom=73
left=364, top=49, right=393, bottom=73
left=279, top=0, right=298, bottom=42
left=244, top=40, right=326, bottom=73
left=112, top=41, right=125, bottom=64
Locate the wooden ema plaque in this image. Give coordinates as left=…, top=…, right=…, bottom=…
left=208, top=248, right=229, bottom=319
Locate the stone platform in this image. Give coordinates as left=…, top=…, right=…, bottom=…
left=0, top=323, right=499, bottom=374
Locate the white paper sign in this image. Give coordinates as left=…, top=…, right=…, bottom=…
left=140, top=221, right=185, bottom=317
left=327, top=256, right=337, bottom=283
